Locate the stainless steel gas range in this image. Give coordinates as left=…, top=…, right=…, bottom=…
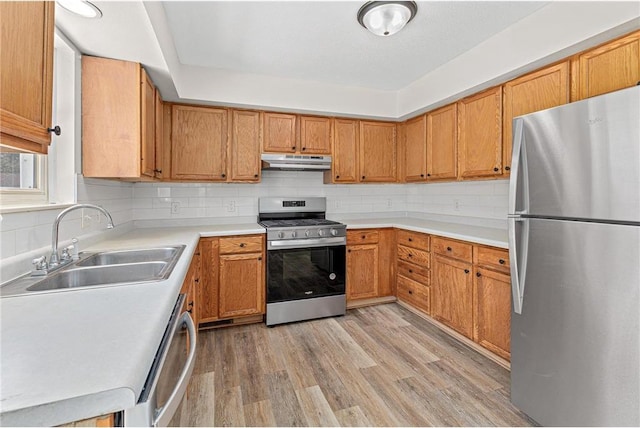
left=258, top=197, right=346, bottom=326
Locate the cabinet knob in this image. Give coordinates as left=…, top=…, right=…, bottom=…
left=347, top=249, right=351, bottom=253
left=187, top=308, right=192, bottom=313
left=254, top=174, right=259, bottom=178
left=292, top=146, right=296, bottom=150
left=427, top=173, right=431, bottom=177
left=476, top=272, right=481, bottom=277
left=493, top=167, right=499, bottom=172
left=336, top=175, right=340, bottom=179
left=302, top=147, right=306, bottom=151
left=408, top=254, right=413, bottom=258
left=446, top=247, right=452, bottom=251
left=239, top=243, right=245, bottom=248
left=47, top=125, right=61, bottom=136
left=258, top=256, right=262, bottom=261
left=194, top=278, right=199, bottom=283
left=362, top=176, right=366, bottom=180
left=188, top=301, right=194, bottom=307
left=221, top=173, right=226, bottom=178
left=420, top=174, right=424, bottom=178
left=154, top=169, right=162, bottom=174
left=409, top=269, right=413, bottom=273
left=499, top=259, right=505, bottom=264
left=408, top=290, right=413, bottom=295
left=408, top=238, right=413, bottom=242
left=464, top=269, right=470, bottom=274
left=195, top=252, right=201, bottom=256
left=361, top=235, right=366, bottom=239
left=505, top=166, right=511, bottom=171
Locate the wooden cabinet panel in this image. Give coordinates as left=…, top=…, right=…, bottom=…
left=154, top=88, right=165, bottom=179
left=140, top=68, right=156, bottom=178
left=347, top=229, right=379, bottom=245
left=432, top=255, right=474, bottom=338
left=181, top=244, right=201, bottom=327
left=426, top=103, right=457, bottom=181
left=219, top=252, right=265, bottom=318
left=230, top=110, right=261, bottom=182
left=458, top=87, right=502, bottom=178
left=573, top=30, right=640, bottom=101
left=474, top=267, right=511, bottom=360
left=161, top=103, right=172, bottom=179
left=397, top=275, right=430, bottom=314
left=396, top=229, right=430, bottom=251
left=397, top=260, right=430, bottom=286
left=171, top=105, right=227, bottom=180
left=475, top=246, right=510, bottom=274
left=397, top=245, right=430, bottom=268
left=432, top=237, right=473, bottom=263
left=377, top=228, right=396, bottom=297
left=263, top=112, right=297, bottom=153
left=346, top=244, right=379, bottom=300
left=199, top=237, right=219, bottom=323
left=359, top=121, right=396, bottom=182
left=0, top=1, right=54, bottom=153
left=299, top=115, right=331, bottom=154
left=404, top=114, right=427, bottom=182
left=219, top=235, right=264, bottom=255
left=503, top=61, right=570, bottom=174
left=328, top=118, right=359, bottom=183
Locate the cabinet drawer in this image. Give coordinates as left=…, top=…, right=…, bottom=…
left=396, top=229, right=430, bottom=251
left=432, top=237, right=473, bottom=262
left=347, top=230, right=379, bottom=245
left=475, top=246, right=510, bottom=273
left=397, top=245, right=430, bottom=267
left=219, top=235, right=263, bottom=254
left=397, top=260, right=430, bottom=286
left=397, top=275, right=430, bottom=314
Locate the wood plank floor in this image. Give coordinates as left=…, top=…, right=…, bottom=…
left=181, top=303, right=535, bottom=427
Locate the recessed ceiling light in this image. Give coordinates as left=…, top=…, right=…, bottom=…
left=357, top=1, right=418, bottom=37
left=56, top=0, right=102, bottom=19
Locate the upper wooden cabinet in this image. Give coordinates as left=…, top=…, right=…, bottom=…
left=359, top=121, right=397, bottom=182
left=230, top=110, right=261, bottom=182
left=299, top=115, right=331, bottom=154
left=262, top=112, right=297, bottom=153
left=0, top=1, right=54, bottom=154
left=404, top=115, right=428, bottom=182
left=82, top=56, right=158, bottom=179
left=326, top=118, right=359, bottom=183
left=154, top=89, right=165, bottom=179
left=171, top=105, right=228, bottom=181
left=426, top=103, right=457, bottom=181
left=572, top=30, right=640, bottom=101
left=457, top=86, right=503, bottom=179
left=503, top=61, right=570, bottom=174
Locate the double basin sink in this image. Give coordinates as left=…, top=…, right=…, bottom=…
left=1, top=246, right=185, bottom=297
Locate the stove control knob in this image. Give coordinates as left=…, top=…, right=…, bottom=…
left=318, top=229, right=325, bottom=237
left=305, top=230, right=310, bottom=237
left=277, top=231, right=285, bottom=239
left=330, top=229, right=338, bottom=236
left=291, top=231, right=297, bottom=238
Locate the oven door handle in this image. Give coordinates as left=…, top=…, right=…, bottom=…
left=153, top=312, right=197, bottom=427
left=268, top=237, right=346, bottom=250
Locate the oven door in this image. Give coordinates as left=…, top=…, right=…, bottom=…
left=266, top=242, right=345, bottom=303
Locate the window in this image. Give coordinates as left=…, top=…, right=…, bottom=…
left=0, top=151, right=48, bottom=205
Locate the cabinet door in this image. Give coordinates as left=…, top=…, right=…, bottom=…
left=199, top=238, right=219, bottom=323
left=140, top=68, right=156, bottom=178
left=426, top=103, right=457, bottom=180
left=573, top=30, right=640, bottom=101
left=219, top=252, right=264, bottom=318
left=230, top=110, right=261, bottom=182
left=346, top=244, right=379, bottom=300
left=263, top=112, right=297, bottom=153
left=503, top=61, right=569, bottom=174
left=473, top=267, right=511, bottom=360
left=458, top=87, right=502, bottom=179
left=432, top=255, right=474, bottom=338
left=330, top=118, right=359, bottom=182
left=171, top=105, right=228, bottom=180
left=299, top=115, right=331, bottom=154
left=359, top=121, right=396, bottom=182
left=154, top=88, right=164, bottom=179
left=0, top=1, right=54, bottom=153
left=404, top=114, right=427, bottom=182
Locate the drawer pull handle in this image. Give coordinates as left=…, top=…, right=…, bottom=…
left=493, top=167, right=499, bottom=172
left=505, top=166, right=511, bottom=171
left=447, top=247, right=452, bottom=251
left=221, top=173, right=226, bottom=178
left=361, top=235, right=366, bottom=239
left=408, top=254, right=413, bottom=258
left=254, top=174, right=259, bottom=178
left=408, top=290, right=413, bottom=295
left=258, top=257, right=262, bottom=261
left=409, top=269, right=413, bottom=273
left=464, top=269, right=470, bottom=274
left=187, top=308, right=193, bottom=313
left=194, top=279, right=199, bottom=283
left=408, top=238, right=413, bottom=242
left=292, top=146, right=296, bottom=150
left=499, top=259, right=505, bottom=264
left=239, top=243, right=246, bottom=247
left=476, top=272, right=481, bottom=277
left=348, top=249, right=351, bottom=253
left=336, top=175, right=340, bottom=179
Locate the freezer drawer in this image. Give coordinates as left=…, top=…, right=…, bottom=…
left=510, top=218, right=640, bottom=426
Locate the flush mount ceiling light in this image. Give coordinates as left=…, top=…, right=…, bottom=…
left=56, top=0, right=102, bottom=19
left=357, top=1, right=418, bottom=37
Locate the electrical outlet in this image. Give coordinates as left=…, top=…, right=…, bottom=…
left=81, top=209, right=91, bottom=229
left=387, top=199, right=392, bottom=208
left=334, top=200, right=341, bottom=209
left=454, top=199, right=460, bottom=211
left=226, top=200, right=236, bottom=212
left=171, top=202, right=180, bottom=214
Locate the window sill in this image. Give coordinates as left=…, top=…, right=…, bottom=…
left=0, top=202, right=74, bottom=214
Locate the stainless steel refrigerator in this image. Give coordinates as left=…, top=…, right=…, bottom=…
left=508, top=85, right=640, bottom=426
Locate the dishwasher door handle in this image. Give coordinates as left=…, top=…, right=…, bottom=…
left=153, top=312, right=197, bottom=427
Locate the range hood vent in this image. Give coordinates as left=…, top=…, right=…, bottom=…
left=261, top=154, right=331, bottom=171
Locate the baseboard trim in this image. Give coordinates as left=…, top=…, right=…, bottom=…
left=347, top=295, right=397, bottom=309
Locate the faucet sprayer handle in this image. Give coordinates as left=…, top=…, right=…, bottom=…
left=32, top=256, right=48, bottom=270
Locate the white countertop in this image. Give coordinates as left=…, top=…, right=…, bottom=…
left=0, top=217, right=505, bottom=426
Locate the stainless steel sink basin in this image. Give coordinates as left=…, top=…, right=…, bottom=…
left=76, top=246, right=184, bottom=267
left=26, top=262, right=170, bottom=292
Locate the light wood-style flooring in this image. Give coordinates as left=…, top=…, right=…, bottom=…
left=182, top=303, right=535, bottom=427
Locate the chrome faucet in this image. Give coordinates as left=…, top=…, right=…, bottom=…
left=50, top=204, right=114, bottom=267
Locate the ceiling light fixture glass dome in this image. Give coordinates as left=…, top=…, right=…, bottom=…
left=56, top=0, right=103, bottom=19
left=357, top=1, right=418, bottom=37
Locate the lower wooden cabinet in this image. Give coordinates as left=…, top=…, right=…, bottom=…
left=346, top=228, right=395, bottom=302
left=181, top=244, right=201, bottom=326
left=473, top=267, right=511, bottom=360
left=397, top=275, right=430, bottom=314
left=431, top=254, right=474, bottom=339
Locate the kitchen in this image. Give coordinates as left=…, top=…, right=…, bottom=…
left=1, top=1, right=639, bottom=426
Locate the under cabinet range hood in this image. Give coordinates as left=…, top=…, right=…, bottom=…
left=261, top=154, right=332, bottom=171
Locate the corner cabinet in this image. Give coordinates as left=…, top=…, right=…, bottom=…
left=0, top=1, right=55, bottom=153
left=359, top=121, right=397, bottom=182
left=82, top=56, right=159, bottom=179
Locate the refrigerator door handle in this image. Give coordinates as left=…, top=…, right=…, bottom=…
left=509, top=118, right=529, bottom=216
left=509, top=216, right=529, bottom=314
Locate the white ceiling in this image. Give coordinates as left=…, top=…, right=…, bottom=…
left=162, top=1, right=547, bottom=91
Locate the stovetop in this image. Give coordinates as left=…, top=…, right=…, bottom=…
left=259, top=218, right=343, bottom=228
